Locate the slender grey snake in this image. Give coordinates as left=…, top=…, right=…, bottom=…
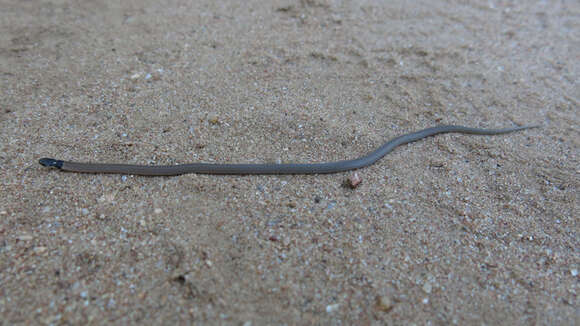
left=39, top=124, right=538, bottom=176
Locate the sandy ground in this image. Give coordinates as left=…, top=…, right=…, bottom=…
left=1, top=0, right=578, bottom=324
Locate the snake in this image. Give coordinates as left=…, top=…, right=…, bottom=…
left=38, top=124, right=537, bottom=176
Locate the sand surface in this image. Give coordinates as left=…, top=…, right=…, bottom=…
left=1, top=0, right=578, bottom=324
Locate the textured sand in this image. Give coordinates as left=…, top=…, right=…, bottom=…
left=1, top=0, right=578, bottom=324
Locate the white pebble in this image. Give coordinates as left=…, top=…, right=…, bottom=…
left=17, top=234, right=33, bottom=241
left=422, top=282, right=432, bottom=294
left=326, top=303, right=339, bottom=313
left=33, top=246, right=47, bottom=254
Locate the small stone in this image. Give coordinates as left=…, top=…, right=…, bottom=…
left=34, top=246, right=48, bottom=254
left=376, top=296, right=394, bottom=312
left=102, top=192, right=116, bottom=203
left=347, top=172, right=362, bottom=188
left=326, top=303, right=339, bottom=313
left=154, top=208, right=163, bottom=214
left=17, top=234, right=33, bottom=241
left=571, top=269, right=578, bottom=277
left=276, top=5, right=293, bottom=12
left=130, top=73, right=141, bottom=80
left=208, top=116, right=220, bottom=125
left=282, top=237, right=291, bottom=247
left=422, top=282, right=432, bottom=294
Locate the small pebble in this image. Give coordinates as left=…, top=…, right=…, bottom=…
left=422, top=282, right=432, bottom=294
left=571, top=269, right=578, bottom=277
left=326, top=201, right=336, bottom=210
left=154, top=208, right=163, bottom=214
left=208, top=116, right=220, bottom=125
left=104, top=192, right=116, bottom=203
left=376, top=296, right=394, bottom=312
left=17, top=234, right=33, bottom=241
left=326, top=303, right=339, bottom=313
left=34, top=246, right=48, bottom=254
left=282, top=237, right=291, bottom=247
left=347, top=172, right=362, bottom=188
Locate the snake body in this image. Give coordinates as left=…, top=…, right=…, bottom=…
left=39, top=125, right=537, bottom=176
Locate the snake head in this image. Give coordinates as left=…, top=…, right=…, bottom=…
left=39, top=158, right=63, bottom=169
